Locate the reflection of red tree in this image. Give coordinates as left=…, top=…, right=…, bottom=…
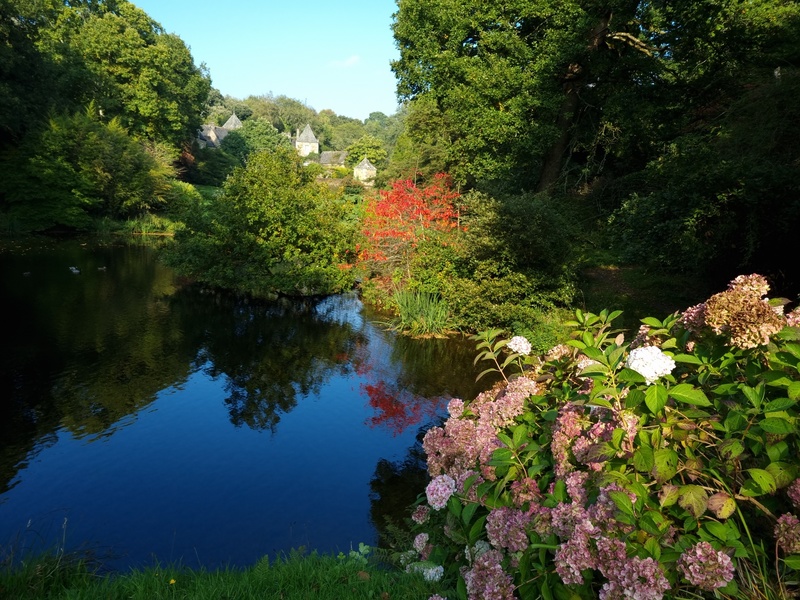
left=363, top=380, right=447, bottom=436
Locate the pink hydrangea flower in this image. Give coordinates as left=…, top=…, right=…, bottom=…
left=426, top=474, right=456, bottom=510
left=412, top=504, right=431, bottom=525
left=677, top=541, right=734, bottom=591
left=788, top=479, right=800, bottom=509
left=486, top=506, right=531, bottom=552
left=462, top=549, right=515, bottom=600
left=776, top=513, right=800, bottom=554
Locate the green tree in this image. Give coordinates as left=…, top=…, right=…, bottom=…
left=0, top=106, right=165, bottom=231
left=33, top=0, right=210, bottom=147
left=165, top=146, right=357, bottom=296
left=220, top=118, right=291, bottom=162
left=345, top=135, right=388, bottom=168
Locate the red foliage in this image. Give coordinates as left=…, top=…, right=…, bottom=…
left=363, top=380, right=446, bottom=436
left=359, top=174, right=462, bottom=266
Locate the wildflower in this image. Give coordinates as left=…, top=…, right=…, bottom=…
left=414, top=533, right=430, bottom=553
left=677, top=541, right=735, bottom=591
left=625, top=345, right=675, bottom=385
left=510, top=477, right=541, bottom=507
left=429, top=595, right=448, bottom=600
left=507, top=335, right=532, bottom=356
left=546, top=344, right=571, bottom=361
left=788, top=306, right=800, bottom=327
left=426, top=474, right=456, bottom=510
left=776, top=513, right=800, bottom=554
left=169, top=578, right=176, bottom=585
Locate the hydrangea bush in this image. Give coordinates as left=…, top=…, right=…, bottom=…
left=404, top=274, right=800, bottom=599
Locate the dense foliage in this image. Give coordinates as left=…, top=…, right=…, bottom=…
left=402, top=275, right=800, bottom=599
left=164, top=146, right=357, bottom=297
left=390, top=0, right=800, bottom=291
left=0, top=0, right=209, bottom=231
left=0, top=107, right=172, bottom=230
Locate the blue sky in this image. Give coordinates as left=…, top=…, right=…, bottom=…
left=132, top=0, right=401, bottom=121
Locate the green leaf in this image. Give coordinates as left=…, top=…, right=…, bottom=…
left=645, top=384, right=668, bottom=414
left=652, top=449, right=679, bottom=482
left=746, top=468, right=777, bottom=494
left=512, top=424, right=528, bottom=449
left=462, top=502, right=478, bottom=526
left=641, top=317, right=663, bottom=328
left=618, top=368, right=646, bottom=383
left=678, top=485, right=708, bottom=518
left=789, top=381, right=800, bottom=400
left=764, top=397, right=796, bottom=412
left=783, top=555, right=800, bottom=570
left=760, top=416, right=795, bottom=435
left=741, top=385, right=764, bottom=410
left=633, top=446, right=655, bottom=473
left=644, top=537, right=661, bottom=560
left=609, top=490, right=635, bottom=517
left=669, top=383, right=711, bottom=406
left=672, top=353, right=703, bottom=365
left=766, top=462, right=797, bottom=488
left=704, top=521, right=730, bottom=541
left=448, top=495, right=462, bottom=518
left=468, top=515, right=486, bottom=544
left=659, top=484, right=681, bottom=507
left=718, top=438, right=745, bottom=459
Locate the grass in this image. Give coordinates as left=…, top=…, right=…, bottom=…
left=0, top=547, right=450, bottom=600
left=391, top=291, right=452, bottom=337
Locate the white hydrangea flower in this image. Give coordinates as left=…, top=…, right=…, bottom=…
left=625, top=346, right=676, bottom=385
left=507, top=336, right=532, bottom=356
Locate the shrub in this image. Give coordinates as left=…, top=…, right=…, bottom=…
left=403, top=274, right=800, bottom=599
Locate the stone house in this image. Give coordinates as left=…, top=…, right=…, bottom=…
left=294, top=124, right=319, bottom=157
left=353, top=156, right=377, bottom=185
left=319, top=151, right=348, bottom=169
left=197, top=112, right=242, bottom=148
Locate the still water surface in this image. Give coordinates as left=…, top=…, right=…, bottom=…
left=0, top=238, right=487, bottom=570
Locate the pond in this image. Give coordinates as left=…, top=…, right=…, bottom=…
left=0, top=237, right=491, bottom=571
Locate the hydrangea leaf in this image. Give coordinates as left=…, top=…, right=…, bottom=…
left=652, top=449, right=679, bottom=483
left=707, top=492, right=737, bottom=520
left=645, top=383, right=668, bottom=414
left=669, top=383, right=711, bottom=406
left=759, top=416, right=795, bottom=435
left=766, top=462, right=797, bottom=488
left=745, top=468, right=777, bottom=494
left=678, top=484, right=708, bottom=518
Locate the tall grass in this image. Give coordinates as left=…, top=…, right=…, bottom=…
left=0, top=547, right=450, bottom=600
left=392, top=290, right=452, bottom=337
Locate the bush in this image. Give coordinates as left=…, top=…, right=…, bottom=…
left=402, top=274, right=800, bottom=599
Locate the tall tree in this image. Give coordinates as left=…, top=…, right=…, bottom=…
left=391, top=0, right=800, bottom=191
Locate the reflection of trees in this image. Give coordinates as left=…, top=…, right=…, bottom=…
left=0, top=239, right=194, bottom=492
left=169, top=292, right=368, bottom=432
left=368, top=428, right=431, bottom=549
left=363, top=381, right=446, bottom=437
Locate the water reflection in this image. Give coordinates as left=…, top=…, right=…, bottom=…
left=0, top=237, right=487, bottom=569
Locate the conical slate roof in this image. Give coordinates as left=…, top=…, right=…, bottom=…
left=297, top=123, right=318, bottom=143
left=356, top=156, right=376, bottom=169
left=222, top=112, right=242, bottom=130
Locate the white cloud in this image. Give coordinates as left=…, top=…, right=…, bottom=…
left=331, top=55, right=361, bottom=68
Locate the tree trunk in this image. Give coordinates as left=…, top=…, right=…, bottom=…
left=536, top=14, right=611, bottom=193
